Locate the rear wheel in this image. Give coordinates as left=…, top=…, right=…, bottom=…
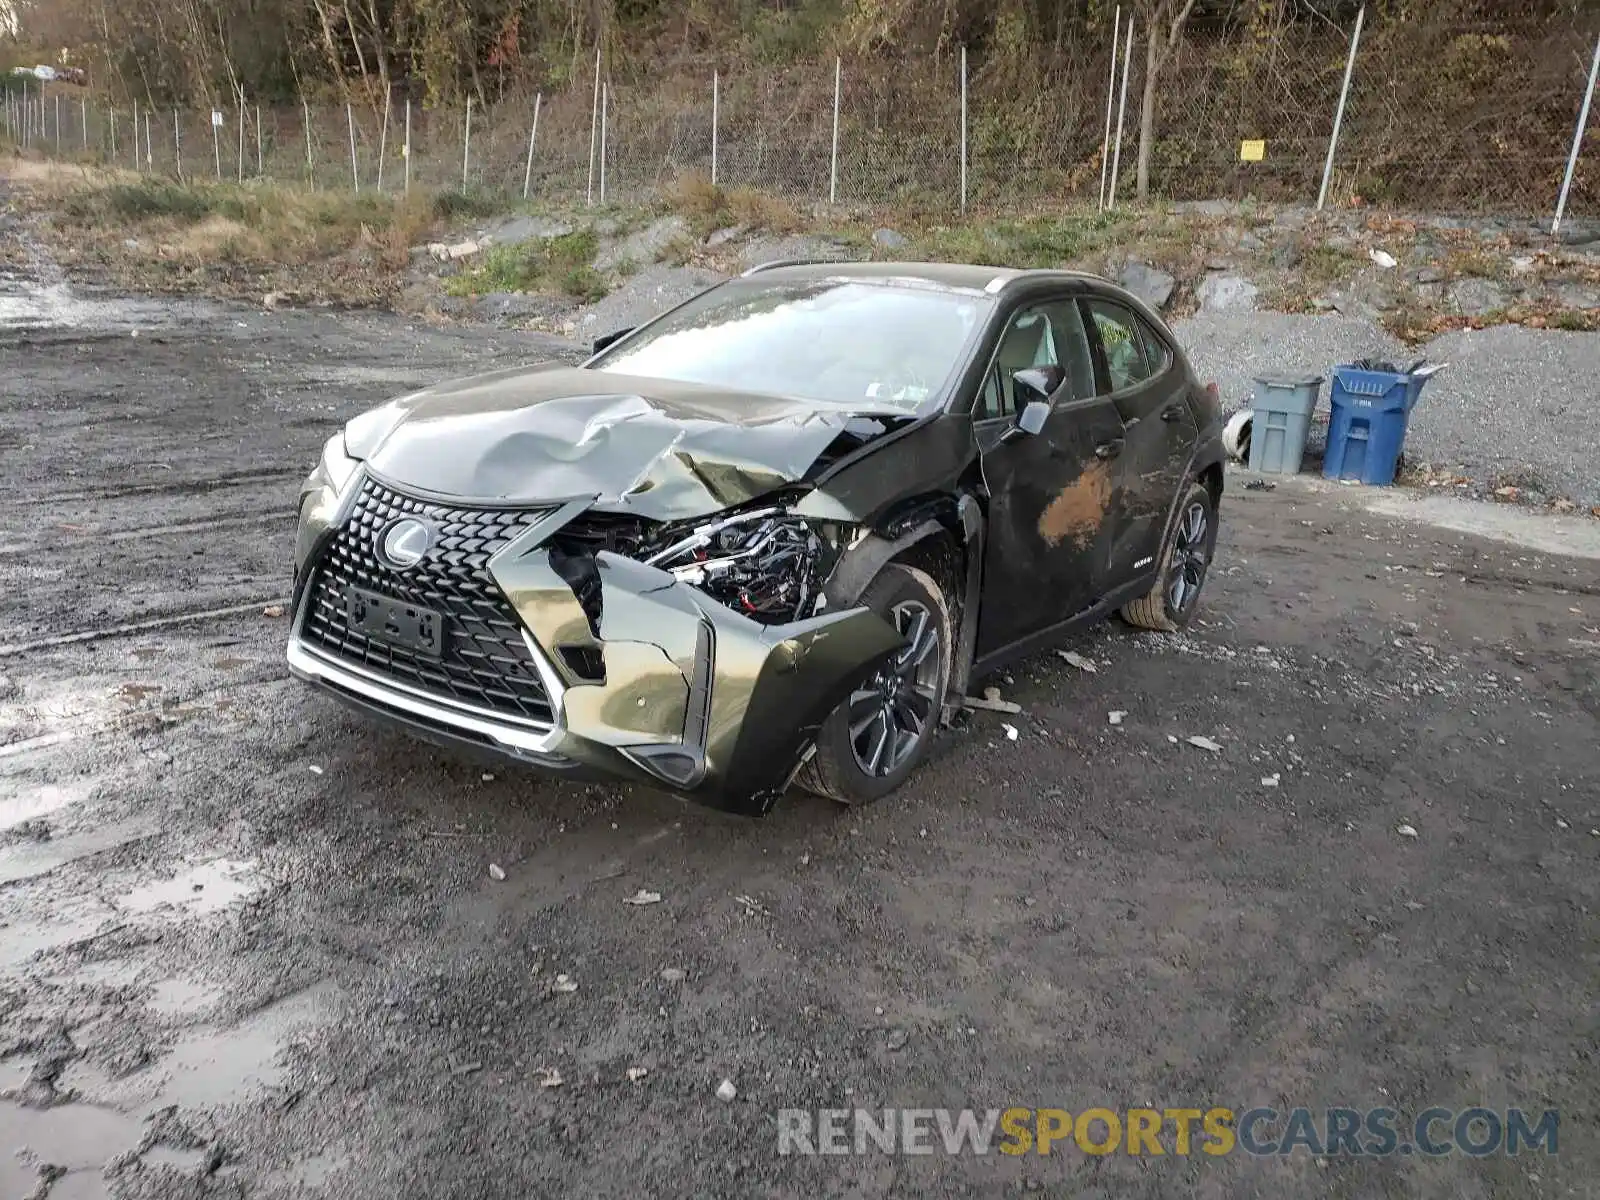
left=1121, top=481, right=1217, bottom=632
left=798, top=563, right=952, bottom=806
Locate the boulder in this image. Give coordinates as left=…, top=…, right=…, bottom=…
left=1117, top=261, right=1176, bottom=310
left=1196, top=273, right=1259, bottom=313
left=1448, top=278, right=1507, bottom=317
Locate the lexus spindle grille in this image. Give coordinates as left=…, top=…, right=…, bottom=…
left=300, top=477, right=557, bottom=726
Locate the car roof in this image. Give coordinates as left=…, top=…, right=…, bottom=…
left=741, top=260, right=1109, bottom=296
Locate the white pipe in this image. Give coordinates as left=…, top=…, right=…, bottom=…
left=1107, top=16, right=1134, bottom=209
left=1318, top=4, right=1365, bottom=211
left=237, top=90, right=245, bottom=182
left=829, top=57, right=841, bottom=204
left=404, top=99, right=411, bottom=193
left=1099, top=7, right=1121, bottom=211
left=523, top=92, right=542, bottom=201
left=173, top=108, right=181, bottom=179
left=598, top=82, right=608, bottom=204
left=303, top=95, right=314, bottom=188
left=960, top=45, right=968, bottom=213
left=587, top=44, right=601, bottom=204
left=377, top=90, right=390, bottom=191
left=1554, top=32, right=1600, bottom=236
left=213, top=105, right=222, bottom=178
left=711, top=70, right=719, bottom=186
left=348, top=101, right=359, bottom=190
left=461, top=95, right=471, bottom=192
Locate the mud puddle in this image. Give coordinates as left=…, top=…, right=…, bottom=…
left=0, top=269, right=216, bottom=334
left=118, top=857, right=267, bottom=916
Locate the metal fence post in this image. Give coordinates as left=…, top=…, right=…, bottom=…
left=377, top=90, right=391, bottom=191
left=462, top=95, right=472, bottom=193
left=959, top=45, right=968, bottom=213
left=1554, top=32, right=1600, bottom=236
left=404, top=99, right=412, bottom=193
left=523, top=92, right=542, bottom=201
left=109, top=108, right=116, bottom=162
left=144, top=107, right=153, bottom=171
left=348, top=101, right=360, bottom=191
left=256, top=105, right=263, bottom=176
left=1318, top=4, right=1365, bottom=211
left=54, top=93, right=61, bottom=152
left=127, top=106, right=134, bottom=168
left=173, top=109, right=182, bottom=179
left=711, top=70, right=720, bottom=186
left=81, top=98, right=87, bottom=151
left=303, top=96, right=315, bottom=189
left=830, top=57, right=841, bottom=204
left=587, top=47, right=601, bottom=204
left=598, top=82, right=608, bottom=204
left=1108, top=15, right=1135, bottom=210
left=1099, top=6, right=1122, bottom=210
left=237, top=90, right=245, bottom=182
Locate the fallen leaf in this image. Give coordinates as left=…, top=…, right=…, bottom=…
left=262, top=604, right=285, bottom=618
left=535, top=1066, right=563, bottom=1088
left=1058, top=650, right=1097, bottom=673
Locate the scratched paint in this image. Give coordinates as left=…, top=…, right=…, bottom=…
left=1037, top=461, right=1112, bottom=548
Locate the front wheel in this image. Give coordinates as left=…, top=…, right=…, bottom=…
left=798, top=563, right=953, bottom=806
left=1121, top=481, right=1218, bottom=632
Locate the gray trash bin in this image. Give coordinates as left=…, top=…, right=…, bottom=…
left=1247, top=374, right=1324, bottom=475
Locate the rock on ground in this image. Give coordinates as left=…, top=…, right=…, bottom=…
left=592, top=215, right=689, bottom=273
left=574, top=264, right=726, bottom=336
left=1118, top=260, right=1177, bottom=310
left=1196, top=273, right=1260, bottom=313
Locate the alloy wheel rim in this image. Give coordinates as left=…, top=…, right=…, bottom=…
left=848, top=600, right=941, bottom=778
left=1167, top=501, right=1211, bottom=616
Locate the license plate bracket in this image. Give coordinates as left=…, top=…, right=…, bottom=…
left=346, top=587, right=443, bottom=659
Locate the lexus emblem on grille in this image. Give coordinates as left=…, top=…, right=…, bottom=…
left=379, top=518, right=432, bottom=569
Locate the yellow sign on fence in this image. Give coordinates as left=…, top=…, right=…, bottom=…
left=1239, top=139, right=1266, bottom=162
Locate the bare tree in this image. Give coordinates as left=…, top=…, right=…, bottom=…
left=1134, top=0, right=1197, bottom=201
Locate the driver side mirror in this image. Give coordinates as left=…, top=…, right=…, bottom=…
left=591, top=326, right=634, bottom=354
left=1001, top=365, right=1065, bottom=442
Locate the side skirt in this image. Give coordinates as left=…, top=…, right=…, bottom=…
left=968, top=571, right=1158, bottom=683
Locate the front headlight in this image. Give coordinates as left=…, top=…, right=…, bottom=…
left=317, top=432, right=361, bottom=498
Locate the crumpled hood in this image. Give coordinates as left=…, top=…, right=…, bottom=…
left=351, top=364, right=910, bottom=521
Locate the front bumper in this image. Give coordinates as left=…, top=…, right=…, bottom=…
left=288, top=473, right=901, bottom=815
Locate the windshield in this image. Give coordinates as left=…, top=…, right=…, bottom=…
left=588, top=278, right=992, bottom=410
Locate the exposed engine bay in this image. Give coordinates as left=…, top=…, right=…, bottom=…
left=639, top=508, right=829, bottom=625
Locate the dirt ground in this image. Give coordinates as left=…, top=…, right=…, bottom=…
left=2, top=256, right=1598, bottom=1200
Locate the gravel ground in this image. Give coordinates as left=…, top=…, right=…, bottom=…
left=2, top=216, right=1599, bottom=1199
left=1177, top=312, right=1600, bottom=507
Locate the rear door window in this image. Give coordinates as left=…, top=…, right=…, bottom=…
left=1084, top=300, right=1152, bottom=394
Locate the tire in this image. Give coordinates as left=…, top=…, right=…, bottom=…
left=1121, top=481, right=1218, bottom=633
left=798, top=563, right=953, bottom=806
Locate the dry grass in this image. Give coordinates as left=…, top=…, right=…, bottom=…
left=661, top=171, right=804, bottom=237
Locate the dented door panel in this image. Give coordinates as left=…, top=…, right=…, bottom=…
left=974, top=396, right=1128, bottom=656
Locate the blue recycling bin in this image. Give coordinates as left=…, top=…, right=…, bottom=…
left=1322, top=366, right=1432, bottom=486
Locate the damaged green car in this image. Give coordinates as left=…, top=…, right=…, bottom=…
left=288, top=262, right=1226, bottom=814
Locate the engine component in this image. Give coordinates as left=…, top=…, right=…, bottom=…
left=643, top=508, right=824, bottom=624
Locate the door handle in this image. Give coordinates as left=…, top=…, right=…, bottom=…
left=1094, top=438, right=1124, bottom=460
left=1161, top=403, right=1187, bottom=422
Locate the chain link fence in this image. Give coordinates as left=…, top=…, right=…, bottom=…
left=4, top=4, right=1598, bottom=224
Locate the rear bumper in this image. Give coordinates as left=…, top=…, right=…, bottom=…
left=288, top=479, right=902, bottom=816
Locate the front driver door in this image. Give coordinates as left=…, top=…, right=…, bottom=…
left=974, top=298, right=1129, bottom=658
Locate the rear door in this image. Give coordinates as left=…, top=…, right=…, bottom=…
left=1081, top=297, right=1197, bottom=586
left=974, top=296, right=1129, bottom=657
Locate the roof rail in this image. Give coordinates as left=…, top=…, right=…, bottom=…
left=739, top=258, right=831, bottom=277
